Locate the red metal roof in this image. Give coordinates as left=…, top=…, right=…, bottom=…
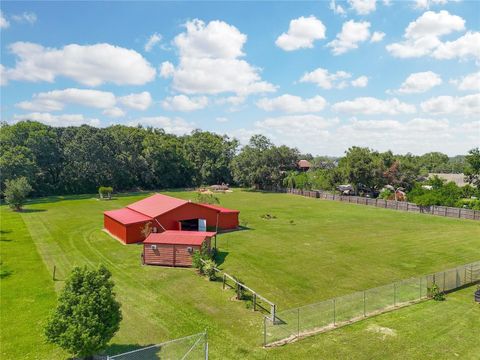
left=104, top=208, right=151, bottom=225
left=127, top=194, right=188, bottom=218
left=144, top=230, right=217, bottom=245
left=198, top=203, right=240, bottom=213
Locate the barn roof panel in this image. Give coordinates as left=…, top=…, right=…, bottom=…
left=144, top=230, right=216, bottom=245
left=104, top=208, right=151, bottom=225
left=127, top=193, right=188, bottom=218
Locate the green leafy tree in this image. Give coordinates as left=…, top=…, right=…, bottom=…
left=184, top=130, right=238, bottom=185
left=45, top=265, right=122, bottom=359
left=338, top=147, right=378, bottom=195
left=4, top=177, right=32, bottom=211
left=0, top=146, right=37, bottom=194
left=232, top=135, right=299, bottom=189
left=464, top=148, right=480, bottom=187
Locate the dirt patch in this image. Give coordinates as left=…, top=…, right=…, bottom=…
left=366, top=324, right=397, bottom=340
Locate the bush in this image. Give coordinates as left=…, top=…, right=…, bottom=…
left=4, top=177, right=32, bottom=211
left=202, top=260, right=217, bottom=281
left=196, top=192, right=219, bottom=205
left=428, top=283, right=445, bottom=301
left=45, top=265, right=122, bottom=359
left=98, top=186, right=113, bottom=199
left=192, top=250, right=203, bottom=272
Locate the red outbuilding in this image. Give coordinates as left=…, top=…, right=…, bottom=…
left=103, top=193, right=239, bottom=244
left=142, top=230, right=215, bottom=267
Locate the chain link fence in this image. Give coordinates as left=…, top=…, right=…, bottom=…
left=264, top=261, right=480, bottom=346
left=108, top=332, right=208, bottom=360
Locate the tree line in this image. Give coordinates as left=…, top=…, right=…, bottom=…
left=1, top=121, right=479, bottom=203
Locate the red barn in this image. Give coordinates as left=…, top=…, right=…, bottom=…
left=103, top=194, right=239, bottom=244
left=142, top=230, right=215, bottom=267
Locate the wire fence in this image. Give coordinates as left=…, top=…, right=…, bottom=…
left=108, top=332, right=208, bottom=360
left=281, top=188, right=480, bottom=221
left=263, top=261, right=480, bottom=347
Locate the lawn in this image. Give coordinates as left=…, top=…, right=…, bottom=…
left=1, top=189, right=479, bottom=359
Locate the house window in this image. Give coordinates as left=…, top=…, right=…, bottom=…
left=187, top=247, right=193, bottom=253
left=151, top=244, right=157, bottom=250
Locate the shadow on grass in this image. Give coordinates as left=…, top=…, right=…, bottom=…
left=18, top=208, right=47, bottom=213
left=215, top=250, right=229, bottom=266
left=219, top=225, right=254, bottom=233
left=103, top=343, right=157, bottom=357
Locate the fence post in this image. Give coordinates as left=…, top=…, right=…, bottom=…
left=253, top=293, right=257, bottom=311
left=333, top=298, right=336, bottom=326
left=363, top=291, right=366, bottom=317
left=263, top=317, right=267, bottom=346
left=393, top=283, right=397, bottom=307
left=443, top=271, right=446, bottom=292
left=471, top=264, right=474, bottom=283
left=222, top=274, right=226, bottom=290
left=53, top=265, right=56, bottom=281
left=297, top=308, right=300, bottom=337
left=458, top=208, right=461, bottom=218
left=204, top=330, right=208, bottom=360
left=271, top=304, right=276, bottom=322
left=419, top=277, right=422, bottom=299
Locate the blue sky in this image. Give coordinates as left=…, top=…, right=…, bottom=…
left=1, top=0, right=479, bottom=156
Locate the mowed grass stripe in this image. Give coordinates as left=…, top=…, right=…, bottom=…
left=0, top=208, right=67, bottom=360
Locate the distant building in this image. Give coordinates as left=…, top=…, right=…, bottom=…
left=298, top=159, right=312, bottom=172
left=428, top=173, right=468, bottom=187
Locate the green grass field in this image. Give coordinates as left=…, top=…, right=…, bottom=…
left=1, top=189, right=479, bottom=359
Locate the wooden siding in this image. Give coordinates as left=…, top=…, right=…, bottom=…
left=143, top=238, right=211, bottom=267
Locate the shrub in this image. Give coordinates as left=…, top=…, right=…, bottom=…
left=45, top=265, right=122, bottom=359
left=4, top=177, right=32, bottom=211
left=202, top=260, right=217, bottom=281
left=428, top=283, right=445, bottom=301
left=192, top=250, right=203, bottom=272
left=98, top=186, right=113, bottom=200
left=196, top=192, right=220, bottom=205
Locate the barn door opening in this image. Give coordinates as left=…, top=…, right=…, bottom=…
left=179, top=219, right=199, bottom=231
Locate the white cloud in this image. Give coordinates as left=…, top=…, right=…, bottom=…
left=256, top=94, right=327, bottom=113
left=327, top=20, right=371, bottom=55
left=3, top=42, right=156, bottom=86
left=251, top=115, right=337, bottom=148
left=329, top=0, right=346, bottom=15
left=370, top=31, right=385, bottom=43
left=450, top=72, right=480, bottom=91
left=348, top=0, right=377, bottom=15
left=397, top=71, right=442, bottom=94
left=160, top=19, right=276, bottom=96
left=0, top=65, right=7, bottom=86
left=16, top=88, right=116, bottom=112
left=351, top=76, right=368, bottom=87
left=161, top=95, right=208, bottom=112
left=386, top=11, right=478, bottom=61
left=0, top=10, right=9, bottom=29
left=128, top=116, right=195, bottom=135
left=12, top=12, right=37, bottom=24
left=300, top=67, right=366, bottom=89
left=16, top=89, right=152, bottom=112
left=117, top=91, right=152, bottom=110
left=414, top=0, right=452, bottom=10
left=13, top=112, right=100, bottom=127
left=144, top=33, right=162, bottom=52
left=275, top=16, right=326, bottom=51
left=216, top=117, right=229, bottom=123
left=421, top=94, right=480, bottom=117
left=102, top=107, right=125, bottom=118
left=333, top=97, right=416, bottom=115
left=431, top=31, right=480, bottom=61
